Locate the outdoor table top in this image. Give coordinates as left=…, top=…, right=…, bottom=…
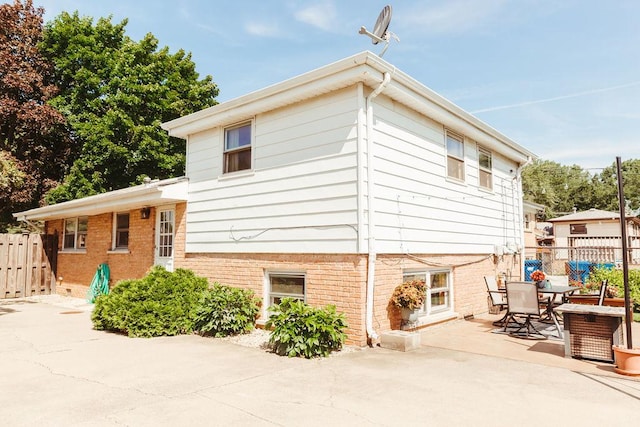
left=538, top=285, right=576, bottom=294
left=554, top=303, right=626, bottom=317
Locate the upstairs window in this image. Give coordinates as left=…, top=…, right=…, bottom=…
left=113, top=212, right=130, bottom=249
left=224, top=122, right=252, bottom=173
left=478, top=147, right=492, bottom=190
left=570, top=223, right=587, bottom=234
left=63, top=217, right=88, bottom=250
left=446, top=131, right=465, bottom=181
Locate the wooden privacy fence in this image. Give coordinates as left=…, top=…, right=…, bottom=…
left=0, top=234, right=58, bottom=299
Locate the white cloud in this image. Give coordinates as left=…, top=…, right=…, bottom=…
left=399, top=0, right=508, bottom=34
left=244, top=21, right=282, bottom=38
left=294, top=2, right=337, bottom=32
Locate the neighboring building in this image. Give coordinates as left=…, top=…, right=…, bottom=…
left=548, top=208, right=640, bottom=265
left=523, top=200, right=546, bottom=254
left=13, top=178, right=188, bottom=297
left=14, top=51, right=536, bottom=345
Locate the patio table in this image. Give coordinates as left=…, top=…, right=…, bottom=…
left=537, top=285, right=578, bottom=339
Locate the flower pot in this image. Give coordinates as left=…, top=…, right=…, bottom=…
left=536, top=281, right=545, bottom=289
left=612, top=346, right=640, bottom=376
left=400, top=307, right=420, bottom=324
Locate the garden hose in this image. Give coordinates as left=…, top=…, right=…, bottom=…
left=87, top=263, right=110, bottom=303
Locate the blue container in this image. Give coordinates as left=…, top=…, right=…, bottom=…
left=568, top=260, right=592, bottom=283
left=595, top=263, right=615, bottom=271
left=524, top=259, right=542, bottom=281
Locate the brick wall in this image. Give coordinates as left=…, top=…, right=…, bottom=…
left=174, top=249, right=520, bottom=346
left=44, top=205, right=175, bottom=298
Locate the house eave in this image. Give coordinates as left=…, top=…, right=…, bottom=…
left=13, top=178, right=188, bottom=222
left=161, top=51, right=536, bottom=164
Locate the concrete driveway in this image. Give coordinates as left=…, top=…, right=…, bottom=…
left=1, top=296, right=639, bottom=426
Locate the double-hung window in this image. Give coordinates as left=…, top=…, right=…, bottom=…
left=402, top=270, right=452, bottom=316
left=224, top=122, right=252, bottom=173
left=268, top=273, right=306, bottom=306
left=478, top=147, right=493, bottom=190
left=446, top=131, right=465, bottom=181
left=113, top=212, right=130, bottom=250
left=63, top=217, right=88, bottom=250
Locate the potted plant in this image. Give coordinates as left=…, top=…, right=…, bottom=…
left=530, top=270, right=546, bottom=289
left=391, top=280, right=427, bottom=324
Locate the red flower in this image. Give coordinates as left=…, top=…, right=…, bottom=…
left=530, top=270, right=546, bottom=282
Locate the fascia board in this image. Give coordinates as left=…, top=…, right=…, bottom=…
left=13, top=180, right=188, bottom=221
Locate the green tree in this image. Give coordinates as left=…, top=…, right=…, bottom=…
left=522, top=158, right=640, bottom=218
left=594, top=159, right=640, bottom=212
left=41, top=12, right=218, bottom=203
left=0, top=0, right=67, bottom=230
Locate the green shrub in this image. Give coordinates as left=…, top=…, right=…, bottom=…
left=588, top=267, right=640, bottom=312
left=194, top=283, right=261, bottom=337
left=91, top=266, right=209, bottom=337
left=265, top=298, right=347, bottom=358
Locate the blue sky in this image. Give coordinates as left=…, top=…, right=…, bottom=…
left=36, top=1, right=640, bottom=170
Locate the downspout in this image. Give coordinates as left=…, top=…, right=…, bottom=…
left=365, top=71, right=392, bottom=345
left=515, top=156, right=533, bottom=279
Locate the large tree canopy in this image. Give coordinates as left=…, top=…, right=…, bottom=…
left=0, top=0, right=67, bottom=228
left=522, top=158, right=640, bottom=219
left=41, top=11, right=218, bottom=203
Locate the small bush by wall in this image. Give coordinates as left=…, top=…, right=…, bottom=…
left=266, top=298, right=347, bottom=358
left=194, top=283, right=261, bottom=337
left=92, top=266, right=209, bottom=337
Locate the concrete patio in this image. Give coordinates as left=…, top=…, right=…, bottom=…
left=1, top=296, right=639, bottom=426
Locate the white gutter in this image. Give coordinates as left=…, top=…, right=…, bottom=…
left=365, top=71, right=392, bottom=344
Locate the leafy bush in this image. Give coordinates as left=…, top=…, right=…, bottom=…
left=266, top=298, right=347, bottom=358
left=588, top=267, right=640, bottom=312
left=194, top=283, right=261, bottom=337
left=92, top=266, right=209, bottom=337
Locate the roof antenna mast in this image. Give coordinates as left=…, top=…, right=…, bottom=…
left=359, top=5, right=399, bottom=57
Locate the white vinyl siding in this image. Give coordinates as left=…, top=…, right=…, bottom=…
left=183, top=87, right=523, bottom=256
left=368, top=97, right=522, bottom=255
left=185, top=88, right=360, bottom=253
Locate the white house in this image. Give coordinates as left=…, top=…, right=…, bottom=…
left=15, top=51, right=536, bottom=345
left=161, top=51, right=536, bottom=345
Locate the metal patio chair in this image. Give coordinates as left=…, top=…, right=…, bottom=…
left=503, top=281, right=548, bottom=340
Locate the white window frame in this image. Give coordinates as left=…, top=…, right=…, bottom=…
left=402, top=269, right=453, bottom=317
left=112, top=212, right=130, bottom=251
left=62, top=216, right=88, bottom=251
left=263, top=272, right=306, bottom=319
left=478, top=147, right=493, bottom=190
left=223, top=121, right=253, bottom=174
left=446, top=130, right=465, bottom=181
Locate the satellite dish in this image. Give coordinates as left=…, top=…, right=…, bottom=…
left=358, top=5, right=399, bottom=57
left=371, top=5, right=392, bottom=45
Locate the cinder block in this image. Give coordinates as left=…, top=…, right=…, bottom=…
left=380, top=330, right=421, bottom=352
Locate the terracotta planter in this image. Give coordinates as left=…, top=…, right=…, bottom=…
left=612, top=346, right=640, bottom=376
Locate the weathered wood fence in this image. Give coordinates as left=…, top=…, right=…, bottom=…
left=0, top=234, right=58, bottom=299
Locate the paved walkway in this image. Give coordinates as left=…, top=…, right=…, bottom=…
left=1, top=296, right=639, bottom=426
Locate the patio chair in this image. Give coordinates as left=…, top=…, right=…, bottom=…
left=485, top=276, right=508, bottom=326
left=503, top=281, right=548, bottom=340
left=597, top=280, right=608, bottom=306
